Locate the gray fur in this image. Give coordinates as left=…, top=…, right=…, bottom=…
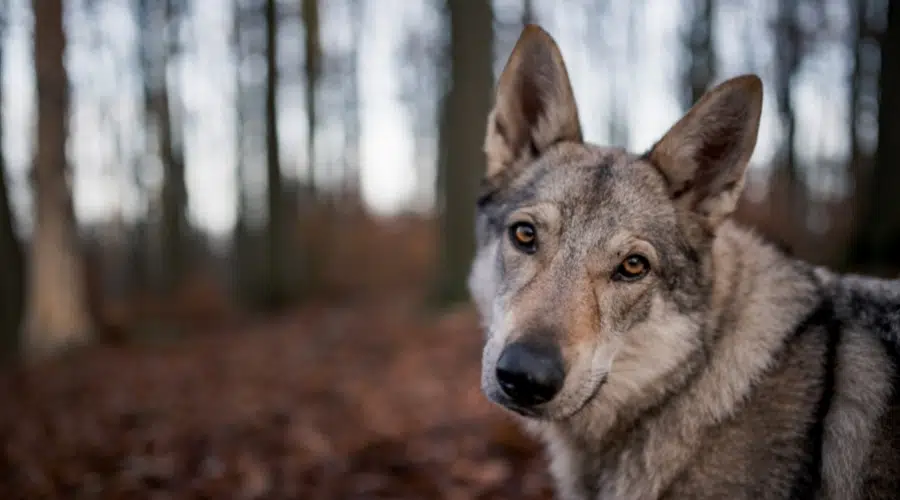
left=468, top=25, right=900, bottom=499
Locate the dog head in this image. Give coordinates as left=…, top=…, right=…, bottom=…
left=468, top=25, right=762, bottom=420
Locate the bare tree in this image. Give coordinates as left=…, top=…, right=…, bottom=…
left=24, top=0, right=94, bottom=359
left=0, top=0, right=24, bottom=355
left=847, top=0, right=900, bottom=274
left=341, top=0, right=362, bottom=200
left=434, top=0, right=493, bottom=304
left=231, top=0, right=250, bottom=300
left=849, top=0, right=865, bottom=179
left=682, top=0, right=715, bottom=108
left=0, top=163, right=21, bottom=356
left=603, top=0, right=637, bottom=148
left=770, top=0, right=806, bottom=228
left=159, top=0, right=188, bottom=293
left=298, top=0, right=323, bottom=298
left=303, top=0, right=321, bottom=192
left=845, top=0, right=879, bottom=263
left=232, top=1, right=246, bottom=218
left=139, top=0, right=188, bottom=294
left=522, top=0, right=535, bottom=26
left=264, top=0, right=288, bottom=306
left=398, top=4, right=444, bottom=212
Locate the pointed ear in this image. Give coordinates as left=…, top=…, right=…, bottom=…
left=648, top=74, right=763, bottom=229
left=483, top=25, right=583, bottom=179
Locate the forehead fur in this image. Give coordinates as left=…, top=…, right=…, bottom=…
left=480, top=142, right=678, bottom=239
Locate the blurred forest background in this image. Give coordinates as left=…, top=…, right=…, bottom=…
left=1, top=0, right=899, bottom=497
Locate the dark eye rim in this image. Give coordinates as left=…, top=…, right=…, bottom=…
left=508, top=221, right=538, bottom=254
left=613, top=254, right=651, bottom=281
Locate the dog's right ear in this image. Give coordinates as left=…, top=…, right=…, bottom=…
left=484, top=25, right=583, bottom=180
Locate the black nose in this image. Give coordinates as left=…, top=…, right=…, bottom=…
left=495, top=341, right=565, bottom=407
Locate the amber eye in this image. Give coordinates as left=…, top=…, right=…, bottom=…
left=509, top=222, right=537, bottom=254
left=615, top=255, right=650, bottom=281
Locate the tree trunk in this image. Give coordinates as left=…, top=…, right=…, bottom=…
left=342, top=0, right=362, bottom=200
left=0, top=6, right=24, bottom=357
left=522, top=0, right=535, bottom=26
left=683, top=0, right=714, bottom=108
left=849, top=0, right=865, bottom=178
left=0, top=144, right=22, bottom=358
left=139, top=0, right=187, bottom=294
left=608, top=1, right=638, bottom=147
left=264, top=0, right=287, bottom=307
left=159, top=0, right=188, bottom=293
left=232, top=0, right=251, bottom=299
left=434, top=0, right=493, bottom=305
left=303, top=0, right=320, bottom=193
left=772, top=1, right=804, bottom=228
left=846, top=0, right=900, bottom=274
left=155, top=84, right=188, bottom=294
left=0, top=171, right=21, bottom=358
left=300, top=0, right=323, bottom=298
left=24, top=0, right=94, bottom=360
left=844, top=0, right=875, bottom=268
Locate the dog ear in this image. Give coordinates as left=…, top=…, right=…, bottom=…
left=647, top=74, right=763, bottom=229
left=483, top=25, right=583, bottom=180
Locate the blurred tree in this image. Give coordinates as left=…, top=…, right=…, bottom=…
left=522, top=0, right=535, bottom=26
left=844, top=0, right=878, bottom=265
left=434, top=0, right=493, bottom=304
left=232, top=0, right=251, bottom=297
left=23, top=0, right=94, bottom=359
left=847, top=0, right=900, bottom=274
left=849, top=0, right=867, bottom=176
left=160, top=0, right=189, bottom=294
left=139, top=0, right=188, bottom=294
left=607, top=1, right=635, bottom=147
left=264, top=0, right=288, bottom=306
left=0, top=165, right=22, bottom=355
left=0, top=0, right=24, bottom=355
left=398, top=4, right=443, bottom=212
left=303, top=0, right=321, bottom=193
left=848, top=0, right=864, bottom=190
left=341, top=0, right=362, bottom=199
left=771, top=0, right=805, bottom=227
left=682, top=0, right=715, bottom=108
left=300, top=0, right=323, bottom=298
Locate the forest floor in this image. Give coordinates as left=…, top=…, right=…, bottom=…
left=0, top=298, right=555, bottom=499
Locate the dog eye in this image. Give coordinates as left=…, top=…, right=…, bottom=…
left=509, top=222, right=537, bottom=254
left=614, top=255, right=650, bottom=281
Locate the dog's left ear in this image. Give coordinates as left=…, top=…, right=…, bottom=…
left=484, top=25, right=583, bottom=180
left=648, top=74, right=763, bottom=229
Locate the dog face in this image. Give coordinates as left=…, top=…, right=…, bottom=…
left=468, top=25, right=762, bottom=420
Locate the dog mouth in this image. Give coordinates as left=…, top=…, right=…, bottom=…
left=490, top=393, right=545, bottom=418
left=487, top=374, right=608, bottom=421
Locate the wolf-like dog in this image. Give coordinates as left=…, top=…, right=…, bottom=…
left=468, top=25, right=900, bottom=500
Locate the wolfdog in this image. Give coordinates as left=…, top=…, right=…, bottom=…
left=468, top=25, right=900, bottom=499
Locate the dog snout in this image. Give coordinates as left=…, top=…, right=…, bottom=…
left=495, top=341, right=565, bottom=407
